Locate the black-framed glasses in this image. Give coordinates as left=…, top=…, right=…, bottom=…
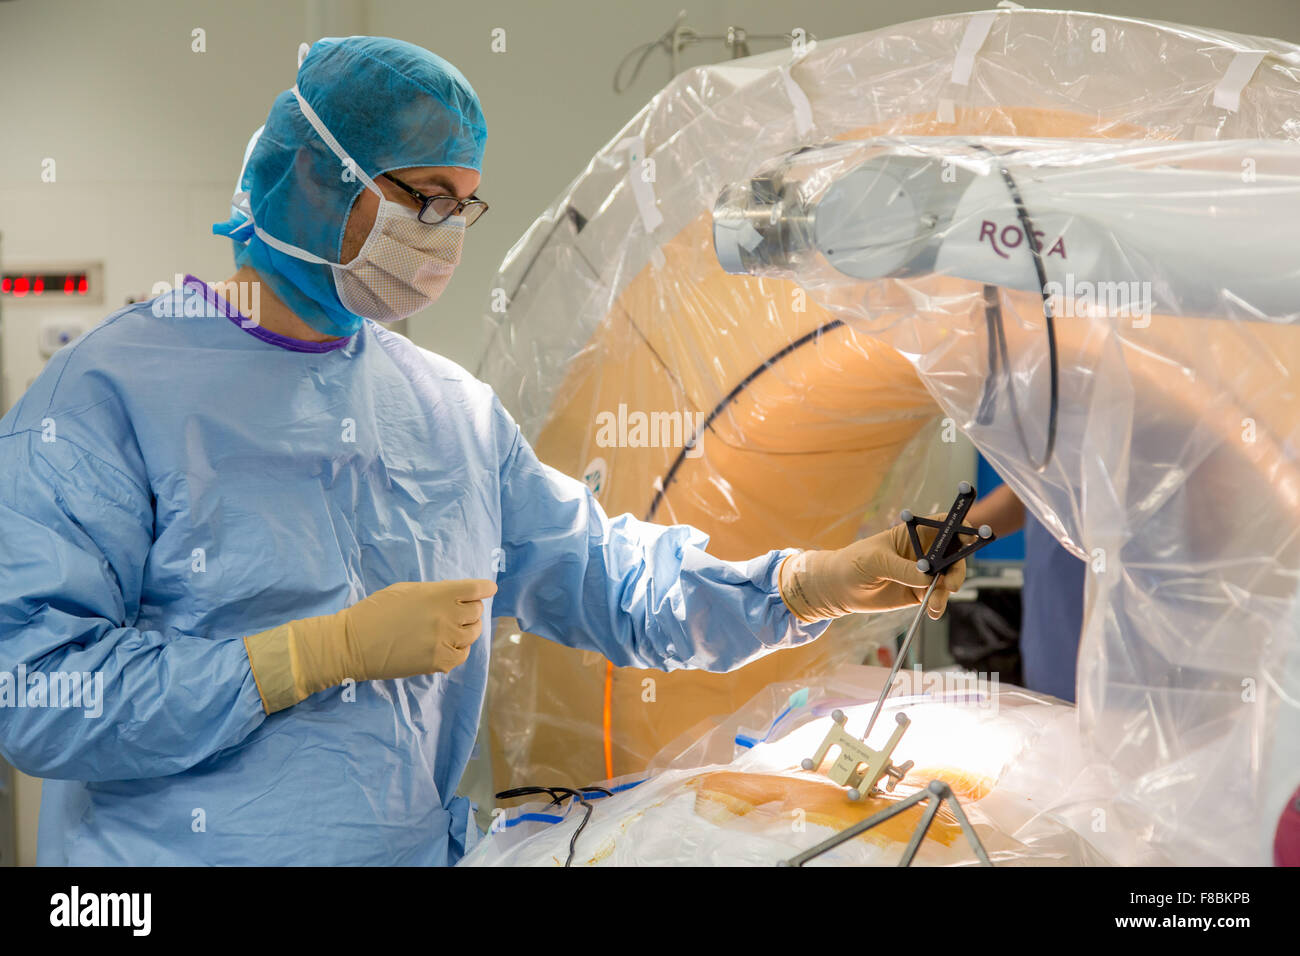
left=382, top=172, right=489, bottom=227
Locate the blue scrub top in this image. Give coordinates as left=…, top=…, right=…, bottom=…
left=1020, top=515, right=1086, bottom=702
left=0, top=279, right=825, bottom=865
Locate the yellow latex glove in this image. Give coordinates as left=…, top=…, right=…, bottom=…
left=778, top=516, right=967, bottom=623
left=244, top=579, right=497, bottom=714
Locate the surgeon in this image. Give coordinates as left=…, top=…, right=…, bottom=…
left=0, top=37, right=964, bottom=866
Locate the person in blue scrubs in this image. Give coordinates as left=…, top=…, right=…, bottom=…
left=0, top=37, right=963, bottom=865
left=968, top=485, right=1086, bottom=701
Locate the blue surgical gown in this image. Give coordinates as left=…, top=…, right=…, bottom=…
left=0, top=279, right=826, bottom=865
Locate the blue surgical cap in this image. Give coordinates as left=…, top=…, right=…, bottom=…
left=213, top=36, right=487, bottom=336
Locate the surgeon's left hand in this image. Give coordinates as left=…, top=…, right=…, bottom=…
left=778, top=515, right=966, bottom=623
left=243, top=579, right=497, bottom=714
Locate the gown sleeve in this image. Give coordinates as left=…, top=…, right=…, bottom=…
left=0, top=429, right=266, bottom=781
left=490, top=397, right=830, bottom=672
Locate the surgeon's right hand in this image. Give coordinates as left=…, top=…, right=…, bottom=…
left=778, top=515, right=965, bottom=624
left=244, top=579, right=498, bottom=714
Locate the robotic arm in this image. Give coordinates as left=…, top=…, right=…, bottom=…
left=713, top=138, right=1300, bottom=320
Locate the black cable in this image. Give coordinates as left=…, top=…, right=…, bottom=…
left=494, top=785, right=614, bottom=867
left=990, top=162, right=1060, bottom=473
left=974, top=283, right=1001, bottom=427
left=644, top=317, right=846, bottom=521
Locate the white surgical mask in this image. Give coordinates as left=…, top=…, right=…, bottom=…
left=334, top=201, right=464, bottom=323
left=230, top=84, right=463, bottom=323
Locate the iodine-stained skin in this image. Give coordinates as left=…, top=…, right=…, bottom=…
left=694, top=771, right=967, bottom=848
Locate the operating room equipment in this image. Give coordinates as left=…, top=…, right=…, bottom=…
left=799, top=709, right=913, bottom=801
left=712, top=139, right=1300, bottom=470
left=862, top=481, right=995, bottom=739
left=613, top=12, right=804, bottom=93
left=711, top=139, right=1300, bottom=318
left=783, top=779, right=992, bottom=868
left=0, top=255, right=100, bottom=415
left=493, top=785, right=612, bottom=867
left=711, top=135, right=1300, bottom=864
left=795, top=483, right=995, bottom=802
left=462, top=669, right=1102, bottom=867
left=477, top=9, right=1300, bottom=862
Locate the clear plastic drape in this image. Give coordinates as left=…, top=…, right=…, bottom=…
left=478, top=8, right=1300, bottom=863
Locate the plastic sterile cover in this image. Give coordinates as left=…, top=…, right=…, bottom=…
left=476, top=6, right=1300, bottom=862
left=716, top=134, right=1300, bottom=867
left=461, top=666, right=1116, bottom=867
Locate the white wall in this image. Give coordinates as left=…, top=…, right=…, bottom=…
left=1, top=0, right=1298, bottom=865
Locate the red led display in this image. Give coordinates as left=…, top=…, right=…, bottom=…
left=0, top=272, right=91, bottom=298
